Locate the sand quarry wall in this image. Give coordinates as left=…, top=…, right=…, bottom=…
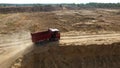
left=13, top=42, right=120, bottom=68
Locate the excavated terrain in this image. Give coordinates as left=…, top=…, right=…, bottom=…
left=13, top=43, right=120, bottom=68
left=0, top=8, right=120, bottom=68
left=0, top=9, right=120, bottom=34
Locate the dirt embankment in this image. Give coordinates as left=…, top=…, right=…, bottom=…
left=11, top=42, right=120, bottom=68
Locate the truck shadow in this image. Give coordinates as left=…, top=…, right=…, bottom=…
left=34, top=40, right=60, bottom=46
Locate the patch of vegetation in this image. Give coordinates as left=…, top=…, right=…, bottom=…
left=0, top=3, right=120, bottom=9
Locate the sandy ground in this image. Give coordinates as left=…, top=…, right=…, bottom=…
left=19, top=42, right=120, bottom=68
left=0, top=33, right=120, bottom=68
left=0, top=9, right=120, bottom=33
left=0, top=40, right=33, bottom=68
left=0, top=31, right=33, bottom=68
left=60, top=33, right=120, bottom=45
left=0, top=9, right=120, bottom=68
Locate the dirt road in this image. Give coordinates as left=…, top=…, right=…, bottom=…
left=0, top=39, right=33, bottom=68
left=60, top=33, right=120, bottom=45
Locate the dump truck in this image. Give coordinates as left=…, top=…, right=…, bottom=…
left=31, top=28, right=60, bottom=43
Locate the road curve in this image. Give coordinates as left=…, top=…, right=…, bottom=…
left=0, top=40, right=33, bottom=68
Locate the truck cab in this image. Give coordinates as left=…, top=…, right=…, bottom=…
left=48, top=28, right=60, bottom=41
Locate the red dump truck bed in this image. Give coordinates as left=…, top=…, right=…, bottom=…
left=31, top=31, right=51, bottom=42
left=31, top=28, right=60, bottom=43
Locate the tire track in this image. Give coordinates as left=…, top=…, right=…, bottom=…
left=0, top=39, right=33, bottom=68
left=60, top=33, right=120, bottom=45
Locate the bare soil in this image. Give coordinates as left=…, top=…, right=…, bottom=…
left=0, top=9, right=120, bottom=33
left=14, top=43, right=120, bottom=68
left=0, top=8, right=120, bottom=68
